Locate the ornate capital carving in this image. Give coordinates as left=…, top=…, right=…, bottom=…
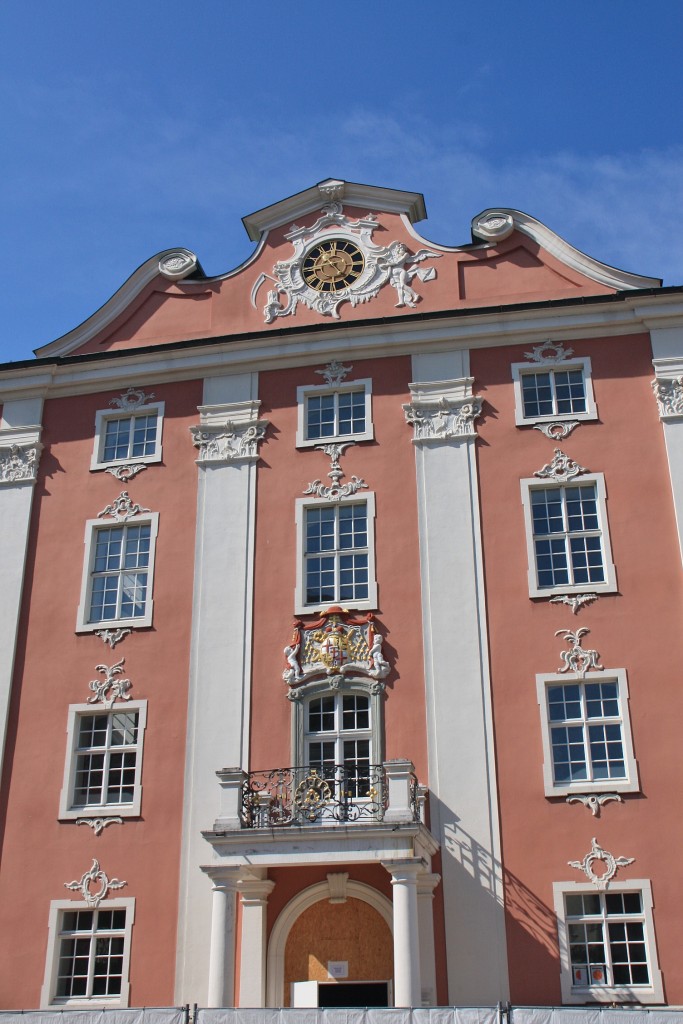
left=404, top=379, right=482, bottom=444
left=191, top=399, right=268, bottom=464
left=568, top=837, right=634, bottom=890
left=652, top=376, right=683, bottom=419
left=64, top=858, right=126, bottom=907
left=0, top=441, right=43, bottom=484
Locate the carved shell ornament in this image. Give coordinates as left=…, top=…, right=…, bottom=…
left=251, top=202, right=441, bottom=322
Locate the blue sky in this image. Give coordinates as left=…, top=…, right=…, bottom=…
left=2, top=2, right=682, bottom=362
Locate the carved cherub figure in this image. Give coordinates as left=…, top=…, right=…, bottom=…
left=380, top=242, right=440, bottom=308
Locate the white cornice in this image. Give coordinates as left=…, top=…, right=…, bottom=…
left=471, top=208, right=661, bottom=291
left=34, top=247, right=200, bottom=359
left=242, top=178, right=427, bottom=242
left=3, top=292, right=683, bottom=404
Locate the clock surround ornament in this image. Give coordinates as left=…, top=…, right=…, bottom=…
left=251, top=201, right=441, bottom=322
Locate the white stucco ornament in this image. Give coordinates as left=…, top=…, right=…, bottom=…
left=568, top=837, right=634, bottom=890
left=251, top=202, right=441, bottom=321
left=283, top=608, right=390, bottom=691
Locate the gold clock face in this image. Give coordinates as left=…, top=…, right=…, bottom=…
left=302, top=239, right=365, bottom=292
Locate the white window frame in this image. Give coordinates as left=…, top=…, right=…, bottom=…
left=553, top=880, right=663, bottom=1004
left=76, top=512, right=159, bottom=632
left=296, top=379, right=373, bottom=448
left=294, top=494, right=377, bottom=615
left=521, top=473, right=617, bottom=597
left=41, top=897, right=135, bottom=1008
left=537, top=670, right=638, bottom=797
left=59, top=701, right=148, bottom=820
left=511, top=357, right=597, bottom=426
left=91, top=401, right=165, bottom=471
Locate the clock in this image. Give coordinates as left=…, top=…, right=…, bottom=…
left=301, top=239, right=365, bottom=293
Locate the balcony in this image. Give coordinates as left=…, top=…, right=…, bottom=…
left=241, top=763, right=420, bottom=828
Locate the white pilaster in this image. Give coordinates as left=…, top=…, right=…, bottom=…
left=175, top=373, right=263, bottom=1003
left=406, top=350, right=509, bottom=1004
left=651, top=328, right=683, bottom=565
left=417, top=872, right=440, bottom=1006
left=383, top=859, right=421, bottom=1008
left=0, top=398, right=44, bottom=782
left=207, top=874, right=240, bottom=1007
left=237, top=875, right=275, bottom=1008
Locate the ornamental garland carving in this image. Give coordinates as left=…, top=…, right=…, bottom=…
left=283, top=608, right=390, bottom=690
left=556, top=628, right=603, bottom=677
left=64, top=858, right=126, bottom=907
left=652, top=377, right=683, bottom=419
left=0, top=443, right=43, bottom=484
left=534, top=448, right=586, bottom=483
left=190, top=421, right=268, bottom=463
left=403, top=396, right=482, bottom=443
left=251, top=202, right=441, bottom=322
left=98, top=491, right=150, bottom=522
left=87, top=658, right=132, bottom=708
left=568, top=837, right=634, bottom=890
left=303, top=442, right=368, bottom=500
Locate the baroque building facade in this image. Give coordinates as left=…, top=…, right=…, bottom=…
left=1, top=179, right=683, bottom=1010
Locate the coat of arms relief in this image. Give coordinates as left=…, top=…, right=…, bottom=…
left=283, top=607, right=390, bottom=694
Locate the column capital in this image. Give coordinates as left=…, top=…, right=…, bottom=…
left=382, top=857, right=424, bottom=883
left=0, top=425, right=43, bottom=485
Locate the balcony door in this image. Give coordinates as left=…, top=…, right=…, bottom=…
left=305, top=692, right=373, bottom=803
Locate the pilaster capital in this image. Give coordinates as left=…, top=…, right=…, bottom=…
left=191, top=399, right=268, bottom=464
left=237, top=877, right=276, bottom=906
left=403, top=377, right=481, bottom=444
left=416, top=872, right=441, bottom=897
left=382, top=857, right=423, bottom=884
left=652, top=375, right=683, bottom=420
left=0, top=425, right=43, bottom=485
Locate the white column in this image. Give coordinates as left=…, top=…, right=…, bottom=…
left=404, top=352, right=509, bottom=1004
left=175, top=373, right=266, bottom=1003
left=417, top=872, right=440, bottom=1006
left=651, top=330, right=683, bottom=565
left=383, top=859, right=421, bottom=1007
left=207, top=874, right=239, bottom=1007
left=237, top=875, right=275, bottom=1008
left=0, top=399, right=43, bottom=782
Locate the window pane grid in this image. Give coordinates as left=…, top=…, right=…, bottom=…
left=305, top=504, right=369, bottom=605
left=306, top=390, right=366, bottom=440
left=532, top=484, right=605, bottom=588
left=74, top=712, right=139, bottom=808
left=89, top=524, right=151, bottom=622
left=305, top=693, right=372, bottom=800
left=521, top=369, right=587, bottom=418
left=565, top=892, right=651, bottom=988
left=548, top=682, right=626, bottom=785
left=55, top=908, right=127, bottom=1000
left=102, top=413, right=158, bottom=463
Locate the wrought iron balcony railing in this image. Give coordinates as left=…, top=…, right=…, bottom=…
left=242, top=764, right=416, bottom=828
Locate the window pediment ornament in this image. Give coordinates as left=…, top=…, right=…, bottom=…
left=87, top=658, right=133, bottom=709
left=524, top=341, right=575, bottom=364
left=316, top=360, right=352, bottom=386
left=251, top=201, right=441, bottom=322
left=556, top=627, right=603, bottom=677
left=98, top=490, right=151, bottom=522
left=568, top=837, right=635, bottom=890
left=64, top=858, right=127, bottom=907
left=110, top=387, right=156, bottom=411
left=303, top=442, right=369, bottom=500
left=283, top=608, right=390, bottom=691
left=534, top=448, right=587, bottom=482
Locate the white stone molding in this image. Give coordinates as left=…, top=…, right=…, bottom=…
left=98, top=490, right=151, bottom=522
left=105, top=463, right=148, bottom=482
left=76, top=816, right=124, bottom=835
left=524, top=341, right=575, bottom=364
left=64, top=858, right=126, bottom=907
left=652, top=376, right=683, bottom=419
left=568, top=837, right=635, bottom=890
left=0, top=440, right=43, bottom=484
left=95, top=628, right=132, bottom=649
left=533, top=420, right=580, bottom=440
left=326, top=872, right=349, bottom=904
left=566, top=793, right=622, bottom=817
left=556, top=627, right=603, bottom=677
left=549, top=593, right=598, bottom=615
left=158, top=251, right=198, bottom=279
left=316, top=360, right=352, bottom=386
left=110, top=387, right=156, bottom=411
left=251, top=202, right=440, bottom=322
left=87, top=658, right=132, bottom=708
left=191, top=399, right=268, bottom=464
left=303, top=442, right=368, bottom=500
left=403, top=377, right=482, bottom=444
left=534, top=448, right=587, bottom=482
left=283, top=609, right=390, bottom=688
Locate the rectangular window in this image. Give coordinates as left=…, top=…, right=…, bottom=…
left=296, top=379, right=373, bottom=447
left=512, top=358, right=596, bottom=426
left=59, top=703, right=147, bottom=819
left=77, top=514, right=159, bottom=631
left=521, top=475, right=616, bottom=597
left=295, top=495, right=377, bottom=614
left=41, top=899, right=135, bottom=1007
left=91, top=401, right=164, bottom=470
left=554, top=882, right=663, bottom=1004
left=537, top=671, right=637, bottom=797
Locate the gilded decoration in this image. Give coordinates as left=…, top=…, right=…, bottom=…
left=283, top=607, right=389, bottom=690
